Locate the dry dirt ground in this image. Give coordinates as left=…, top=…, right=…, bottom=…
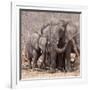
left=21, top=55, right=80, bottom=80
left=21, top=68, right=80, bottom=80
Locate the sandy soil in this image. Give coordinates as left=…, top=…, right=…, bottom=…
left=21, top=68, right=80, bottom=80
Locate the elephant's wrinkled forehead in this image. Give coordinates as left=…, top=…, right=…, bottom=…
left=51, top=24, right=64, bottom=32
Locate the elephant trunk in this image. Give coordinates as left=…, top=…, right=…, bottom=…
left=55, top=43, right=67, bottom=53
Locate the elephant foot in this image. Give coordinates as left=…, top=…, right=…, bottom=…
left=58, top=67, right=65, bottom=72
left=35, top=68, right=43, bottom=72
left=32, top=67, right=39, bottom=71
left=29, top=65, right=32, bottom=69
left=65, top=67, right=72, bottom=72
left=32, top=64, right=38, bottom=69
left=48, top=68, right=56, bottom=73
left=72, top=67, right=78, bottom=71
left=22, top=64, right=29, bottom=70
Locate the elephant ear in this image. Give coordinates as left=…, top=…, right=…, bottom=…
left=30, top=33, right=40, bottom=50
left=39, top=36, right=47, bottom=52
left=65, top=22, right=78, bottom=41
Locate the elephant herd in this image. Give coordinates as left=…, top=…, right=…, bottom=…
left=23, top=20, right=80, bottom=73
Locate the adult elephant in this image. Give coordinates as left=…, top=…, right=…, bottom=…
left=24, top=31, right=52, bottom=70
left=60, top=21, right=80, bottom=72
left=40, top=20, right=68, bottom=73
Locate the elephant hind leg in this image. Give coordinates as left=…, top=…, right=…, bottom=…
left=65, top=42, right=72, bottom=72
left=32, top=50, right=38, bottom=69
left=65, top=58, right=72, bottom=72
left=37, top=54, right=45, bottom=69
left=28, top=57, right=32, bottom=69
left=65, top=52, right=73, bottom=72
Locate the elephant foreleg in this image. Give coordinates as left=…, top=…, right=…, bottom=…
left=49, top=52, right=56, bottom=73
left=71, top=39, right=79, bottom=57
left=65, top=43, right=72, bottom=72
left=32, top=50, right=38, bottom=69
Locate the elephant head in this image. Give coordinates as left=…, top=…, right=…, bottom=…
left=41, top=20, right=68, bottom=54
left=61, top=21, right=80, bottom=72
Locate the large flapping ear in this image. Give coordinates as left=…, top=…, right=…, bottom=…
left=64, top=20, right=79, bottom=41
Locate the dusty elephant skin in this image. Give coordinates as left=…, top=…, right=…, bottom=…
left=39, top=21, right=70, bottom=73
left=56, top=22, right=80, bottom=72
left=20, top=10, right=80, bottom=79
